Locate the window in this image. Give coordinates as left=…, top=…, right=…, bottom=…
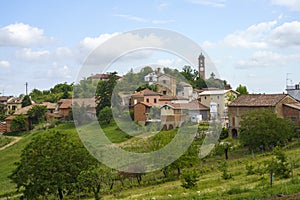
left=163, top=91, right=167, bottom=95
left=146, top=98, right=149, bottom=103
left=204, top=96, right=207, bottom=100
left=154, top=98, right=157, bottom=103
left=163, top=80, right=167, bottom=84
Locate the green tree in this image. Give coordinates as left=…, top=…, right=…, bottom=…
left=98, top=106, right=112, bottom=125
left=9, top=131, right=98, bottom=200
left=21, top=95, right=32, bottom=107
left=78, top=164, right=114, bottom=200
left=239, top=109, right=295, bottom=152
left=10, top=115, right=28, bottom=132
left=27, top=105, right=47, bottom=125
left=236, top=84, right=249, bottom=97
left=95, top=72, right=118, bottom=116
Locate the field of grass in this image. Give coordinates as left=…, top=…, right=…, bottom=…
left=102, top=143, right=300, bottom=200
left=1, top=122, right=300, bottom=199
left=0, top=136, right=13, bottom=148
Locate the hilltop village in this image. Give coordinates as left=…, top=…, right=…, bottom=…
left=1, top=53, right=299, bottom=137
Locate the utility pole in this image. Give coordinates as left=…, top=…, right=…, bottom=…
left=25, top=82, right=28, bottom=95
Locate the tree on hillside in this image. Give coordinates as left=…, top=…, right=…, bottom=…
left=9, top=131, right=98, bottom=200
left=239, top=109, right=296, bottom=152
left=78, top=164, right=114, bottom=200
left=95, top=72, right=119, bottom=116
left=10, top=115, right=28, bottom=132
left=98, top=106, right=113, bottom=125
left=236, top=84, right=249, bottom=97
left=27, top=105, right=47, bottom=125
left=22, top=95, right=32, bottom=107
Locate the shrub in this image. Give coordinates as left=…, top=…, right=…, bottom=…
left=181, top=170, right=199, bottom=189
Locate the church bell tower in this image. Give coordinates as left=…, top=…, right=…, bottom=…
left=198, top=53, right=205, bottom=79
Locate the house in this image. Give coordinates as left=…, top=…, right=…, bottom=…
left=160, top=100, right=209, bottom=130
left=198, top=89, right=238, bottom=127
left=0, top=96, right=12, bottom=118
left=144, top=72, right=158, bottom=85
left=130, top=89, right=162, bottom=107
left=177, top=82, right=195, bottom=101
left=228, top=94, right=299, bottom=137
left=6, top=97, right=22, bottom=115
left=133, top=102, right=153, bottom=124
left=58, top=98, right=97, bottom=119
left=286, top=82, right=300, bottom=101
left=282, top=102, right=300, bottom=129
left=157, top=74, right=177, bottom=96
left=5, top=102, right=60, bottom=132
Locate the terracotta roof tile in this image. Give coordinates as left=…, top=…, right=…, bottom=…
left=229, top=94, right=288, bottom=107
left=132, top=89, right=161, bottom=97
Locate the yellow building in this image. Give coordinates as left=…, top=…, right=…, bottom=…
left=198, top=89, right=238, bottom=127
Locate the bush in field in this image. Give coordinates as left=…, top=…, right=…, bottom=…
left=181, top=169, right=199, bottom=189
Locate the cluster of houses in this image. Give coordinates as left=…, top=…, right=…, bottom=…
left=1, top=53, right=300, bottom=138
left=0, top=97, right=96, bottom=133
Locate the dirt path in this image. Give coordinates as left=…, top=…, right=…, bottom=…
left=0, top=137, right=22, bottom=151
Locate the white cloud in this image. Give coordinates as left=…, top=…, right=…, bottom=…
left=0, top=23, right=51, bottom=47
left=47, top=63, right=71, bottom=79
left=271, top=0, right=300, bottom=10
left=188, top=0, right=226, bottom=7
left=236, top=51, right=300, bottom=69
left=0, top=60, right=10, bottom=68
left=79, top=32, right=166, bottom=67
left=270, top=21, right=300, bottom=47
left=79, top=33, right=120, bottom=51
left=113, top=14, right=147, bottom=22
left=223, top=21, right=277, bottom=48
left=158, top=2, right=169, bottom=11
left=204, top=20, right=300, bottom=49
left=55, top=47, right=74, bottom=58
left=16, top=48, right=50, bottom=62
left=157, top=58, right=185, bottom=68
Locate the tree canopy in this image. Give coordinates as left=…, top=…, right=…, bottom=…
left=10, top=115, right=28, bottom=132
left=21, top=95, right=32, bottom=107
left=28, top=105, right=47, bottom=125
left=236, top=84, right=249, bottom=97
left=239, top=109, right=296, bottom=151
left=10, top=131, right=98, bottom=199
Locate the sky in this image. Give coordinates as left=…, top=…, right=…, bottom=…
left=1, top=0, right=300, bottom=96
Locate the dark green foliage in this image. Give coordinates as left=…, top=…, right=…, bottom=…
left=78, top=164, right=114, bottom=200
left=9, top=131, right=98, bottom=199
left=27, top=105, right=47, bottom=125
left=10, top=115, right=28, bottom=132
left=239, top=109, right=295, bottom=151
left=21, top=95, right=32, bottom=107
left=267, top=148, right=291, bottom=179
left=220, top=128, right=229, bottom=140
left=98, top=106, right=112, bottom=125
left=136, top=84, right=157, bottom=92
left=236, top=84, right=249, bottom=97
left=0, top=106, right=6, bottom=121
left=246, top=164, right=255, bottom=175
left=95, top=72, right=118, bottom=116
left=218, top=161, right=232, bottom=180
left=181, top=169, right=199, bottom=189
left=29, top=82, right=73, bottom=103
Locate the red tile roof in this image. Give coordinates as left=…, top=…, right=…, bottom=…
left=161, top=100, right=209, bottom=110
left=229, top=94, right=288, bottom=107
left=132, top=89, right=161, bottom=97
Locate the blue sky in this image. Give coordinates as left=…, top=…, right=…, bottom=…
left=1, top=0, right=300, bottom=95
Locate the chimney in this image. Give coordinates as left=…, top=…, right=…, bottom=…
left=157, top=67, right=161, bottom=75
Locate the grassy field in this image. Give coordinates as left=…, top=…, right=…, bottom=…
left=102, top=143, right=300, bottom=200
left=0, top=122, right=300, bottom=199
left=0, top=136, right=13, bottom=148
